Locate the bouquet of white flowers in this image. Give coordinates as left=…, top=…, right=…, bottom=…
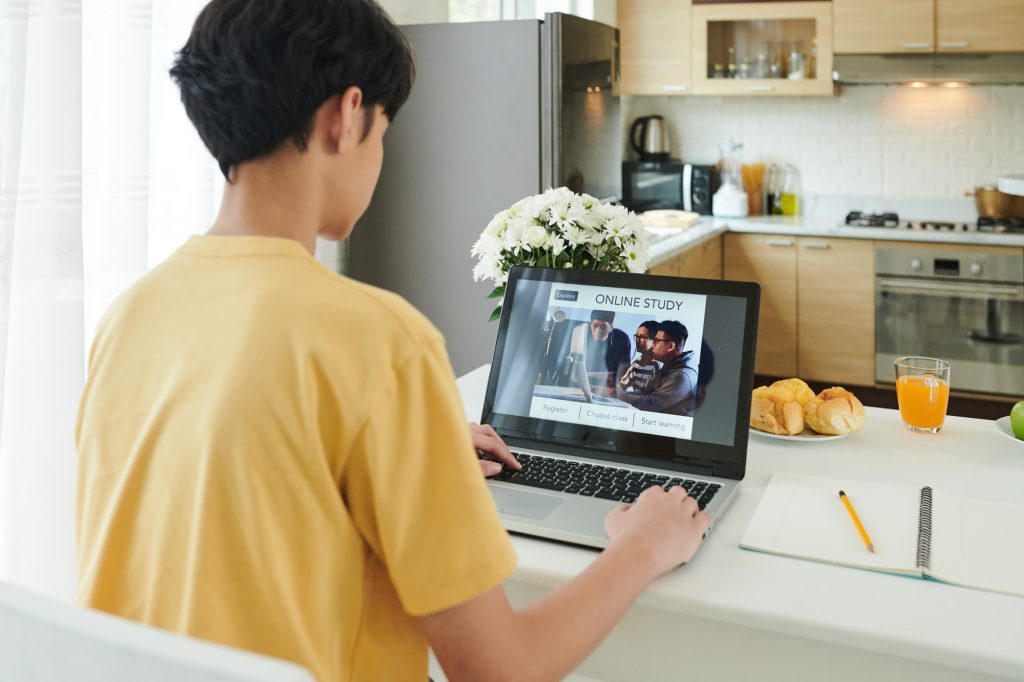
left=471, top=187, right=650, bottom=320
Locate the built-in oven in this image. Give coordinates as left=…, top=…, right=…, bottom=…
left=875, top=246, right=1024, bottom=396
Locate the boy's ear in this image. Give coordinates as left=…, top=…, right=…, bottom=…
left=325, top=86, right=364, bottom=154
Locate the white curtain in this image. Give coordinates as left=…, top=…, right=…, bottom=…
left=0, top=0, right=218, bottom=599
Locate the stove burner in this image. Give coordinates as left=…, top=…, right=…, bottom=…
left=977, top=216, right=1024, bottom=234
left=914, top=220, right=970, bottom=232
left=846, top=211, right=900, bottom=227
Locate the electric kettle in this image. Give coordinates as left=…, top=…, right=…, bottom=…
left=629, top=115, right=670, bottom=162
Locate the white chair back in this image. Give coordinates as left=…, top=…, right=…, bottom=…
left=0, top=582, right=315, bottom=682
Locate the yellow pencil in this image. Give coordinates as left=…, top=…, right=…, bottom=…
left=839, top=490, right=875, bottom=553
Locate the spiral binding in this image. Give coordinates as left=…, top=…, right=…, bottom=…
left=916, top=486, right=934, bottom=571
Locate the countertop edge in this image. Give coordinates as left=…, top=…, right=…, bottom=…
left=647, top=217, right=1024, bottom=268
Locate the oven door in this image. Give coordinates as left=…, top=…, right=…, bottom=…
left=876, top=277, right=1024, bottom=396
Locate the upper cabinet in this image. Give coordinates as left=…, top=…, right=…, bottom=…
left=833, top=0, right=935, bottom=54
left=619, top=0, right=692, bottom=95
left=835, top=0, right=1024, bottom=54
left=936, top=0, right=1024, bottom=53
left=691, top=2, right=834, bottom=96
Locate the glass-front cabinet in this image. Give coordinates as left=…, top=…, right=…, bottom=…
left=692, top=1, right=834, bottom=96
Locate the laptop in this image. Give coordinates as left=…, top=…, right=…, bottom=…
left=481, top=265, right=760, bottom=548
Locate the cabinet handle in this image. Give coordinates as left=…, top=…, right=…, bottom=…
left=747, top=85, right=774, bottom=92
left=939, top=41, right=969, bottom=49
left=661, top=84, right=688, bottom=92
left=802, top=241, right=830, bottom=250
left=765, top=238, right=794, bottom=247
left=902, top=42, right=932, bottom=49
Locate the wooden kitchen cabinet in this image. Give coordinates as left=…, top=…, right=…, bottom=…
left=692, top=1, right=834, bottom=97
left=619, top=0, right=692, bottom=95
left=796, top=237, right=875, bottom=386
left=723, top=233, right=797, bottom=377
left=648, top=236, right=723, bottom=280
left=833, top=0, right=935, bottom=54
left=834, top=0, right=1024, bottom=55
left=936, top=0, right=1024, bottom=53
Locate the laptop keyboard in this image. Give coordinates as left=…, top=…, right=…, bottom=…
left=492, top=452, right=721, bottom=510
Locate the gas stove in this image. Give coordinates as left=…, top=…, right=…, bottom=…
left=844, top=211, right=1024, bottom=235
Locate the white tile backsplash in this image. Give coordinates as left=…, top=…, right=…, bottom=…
left=625, top=85, right=1024, bottom=201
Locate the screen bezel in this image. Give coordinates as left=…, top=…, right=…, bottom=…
left=480, top=265, right=760, bottom=481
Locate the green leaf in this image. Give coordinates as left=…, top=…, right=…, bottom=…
left=489, top=306, right=503, bottom=322
left=487, top=285, right=506, bottom=299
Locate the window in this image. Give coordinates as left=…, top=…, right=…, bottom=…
left=449, top=0, right=597, bottom=22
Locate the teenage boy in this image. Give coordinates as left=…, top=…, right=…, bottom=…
left=619, top=320, right=660, bottom=394
left=617, top=321, right=696, bottom=415
left=75, top=2, right=712, bottom=681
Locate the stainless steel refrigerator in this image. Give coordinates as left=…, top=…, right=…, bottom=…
left=347, top=14, right=621, bottom=376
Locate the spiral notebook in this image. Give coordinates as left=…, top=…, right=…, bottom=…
left=740, top=472, right=1024, bottom=598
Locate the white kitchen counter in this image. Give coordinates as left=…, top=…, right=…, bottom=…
left=647, top=215, right=1024, bottom=268
left=457, top=365, right=1024, bottom=682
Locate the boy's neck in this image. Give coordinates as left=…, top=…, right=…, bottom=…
left=208, top=153, right=323, bottom=254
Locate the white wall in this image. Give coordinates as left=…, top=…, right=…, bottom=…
left=380, top=0, right=447, bottom=24
left=624, top=85, right=1024, bottom=200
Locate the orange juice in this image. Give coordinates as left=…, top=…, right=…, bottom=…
left=896, top=374, right=950, bottom=430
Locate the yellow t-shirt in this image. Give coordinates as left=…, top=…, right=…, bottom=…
left=76, top=235, right=517, bottom=681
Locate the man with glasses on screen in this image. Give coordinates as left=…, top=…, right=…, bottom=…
left=616, top=320, right=697, bottom=415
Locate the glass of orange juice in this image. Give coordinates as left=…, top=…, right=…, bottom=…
left=894, top=357, right=951, bottom=433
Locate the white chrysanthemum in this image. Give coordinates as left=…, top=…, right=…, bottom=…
left=548, top=235, right=567, bottom=256
left=470, top=232, right=502, bottom=259
left=523, top=225, right=548, bottom=250
left=473, top=188, right=650, bottom=291
left=562, top=222, right=588, bottom=247
left=503, top=214, right=532, bottom=250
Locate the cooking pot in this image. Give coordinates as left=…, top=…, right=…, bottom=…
left=974, top=185, right=1024, bottom=218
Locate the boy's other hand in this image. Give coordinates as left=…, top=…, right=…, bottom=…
left=604, top=485, right=712, bottom=578
left=468, top=422, right=521, bottom=477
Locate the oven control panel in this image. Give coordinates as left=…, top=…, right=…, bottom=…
left=876, top=247, right=1024, bottom=284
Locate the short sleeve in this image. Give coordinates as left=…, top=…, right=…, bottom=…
left=342, top=339, right=517, bottom=616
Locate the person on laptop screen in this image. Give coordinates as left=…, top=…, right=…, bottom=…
left=570, top=309, right=631, bottom=394
left=75, top=2, right=713, bottom=681
left=617, top=320, right=698, bottom=416
left=620, top=320, right=661, bottom=395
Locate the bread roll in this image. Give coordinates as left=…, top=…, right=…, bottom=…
left=749, top=378, right=815, bottom=435
left=804, top=387, right=866, bottom=435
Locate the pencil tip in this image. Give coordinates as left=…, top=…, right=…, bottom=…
left=868, top=545, right=875, bottom=553
left=839, top=490, right=845, bottom=497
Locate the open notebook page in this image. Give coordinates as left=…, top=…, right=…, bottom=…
left=740, top=472, right=921, bottom=575
left=930, top=492, right=1024, bottom=598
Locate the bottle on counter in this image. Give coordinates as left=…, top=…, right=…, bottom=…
left=766, top=164, right=782, bottom=216
left=780, top=164, right=801, bottom=216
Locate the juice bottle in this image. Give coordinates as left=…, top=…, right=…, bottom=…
left=780, top=164, right=800, bottom=216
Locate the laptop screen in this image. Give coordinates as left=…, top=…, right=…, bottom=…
left=481, top=265, right=760, bottom=480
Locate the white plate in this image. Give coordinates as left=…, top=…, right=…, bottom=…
left=749, top=427, right=851, bottom=442
left=995, top=416, right=1023, bottom=445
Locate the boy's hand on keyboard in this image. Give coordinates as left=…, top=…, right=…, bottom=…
left=468, top=422, right=522, bottom=478
left=603, top=485, right=712, bottom=576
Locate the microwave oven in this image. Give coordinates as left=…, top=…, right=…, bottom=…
left=622, top=161, right=719, bottom=215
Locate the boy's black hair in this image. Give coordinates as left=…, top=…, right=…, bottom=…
left=169, top=0, right=415, bottom=179
left=637, top=320, right=659, bottom=335
left=657, top=320, right=688, bottom=348
left=590, top=310, right=615, bottom=324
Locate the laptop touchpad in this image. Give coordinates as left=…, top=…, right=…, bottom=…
left=492, top=487, right=564, bottom=519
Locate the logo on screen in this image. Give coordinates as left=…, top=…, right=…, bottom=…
left=554, top=290, right=579, bottom=302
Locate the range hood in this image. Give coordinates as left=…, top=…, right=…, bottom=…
left=833, top=53, right=1024, bottom=85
